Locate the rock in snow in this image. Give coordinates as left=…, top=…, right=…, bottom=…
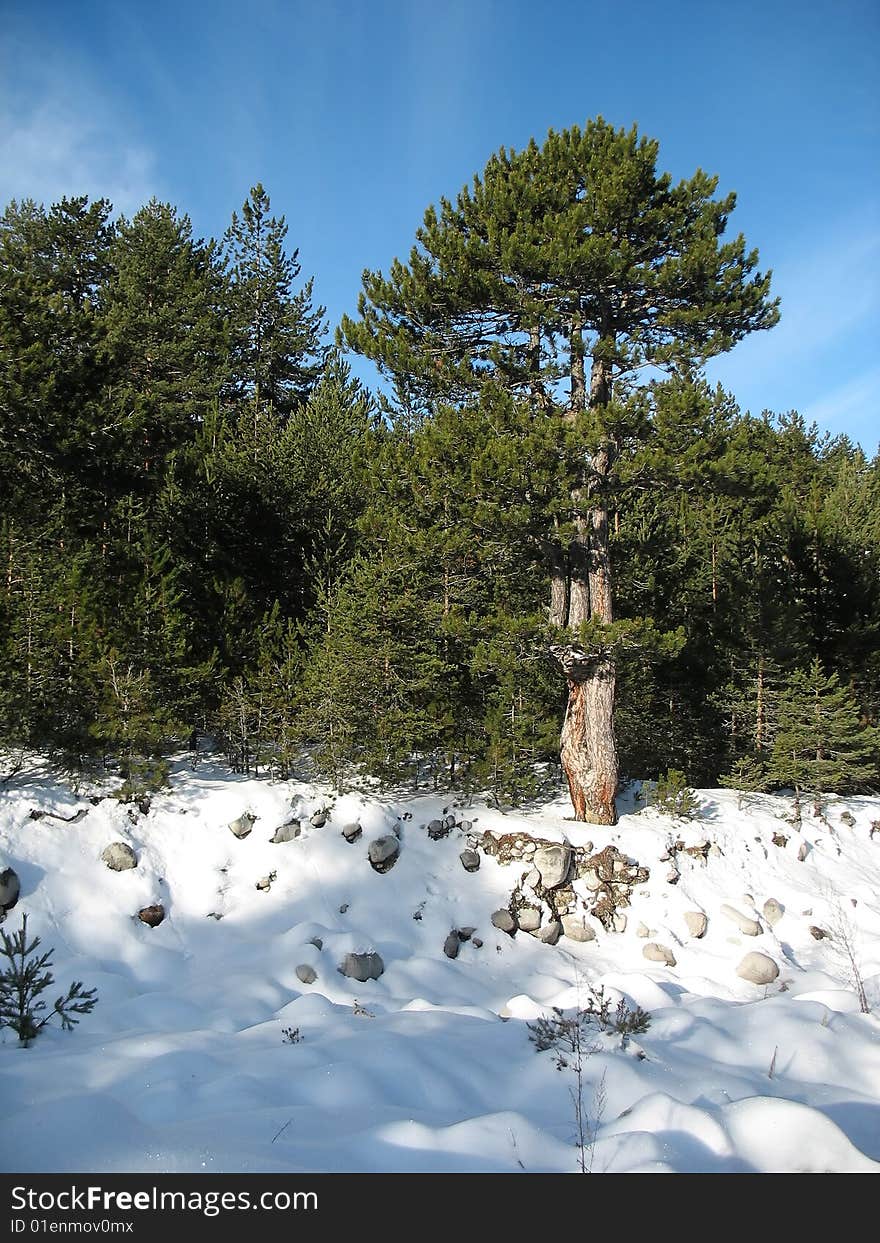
left=643, top=942, right=676, bottom=966
left=516, top=907, right=542, bottom=933
left=101, top=842, right=137, bottom=871
left=561, top=914, right=595, bottom=942
left=0, top=866, right=21, bottom=913
left=491, top=909, right=516, bottom=934
left=339, top=952, right=384, bottom=982
left=270, top=819, right=301, bottom=844
left=721, top=903, right=762, bottom=936
left=737, top=952, right=780, bottom=985
left=368, top=835, right=400, bottom=872
left=229, top=812, right=257, bottom=839
left=137, top=904, right=165, bottom=927
left=762, top=898, right=784, bottom=927
left=296, top=964, right=317, bottom=984
left=685, top=911, right=708, bottom=939
left=533, top=844, right=571, bottom=889
left=459, top=849, right=480, bottom=872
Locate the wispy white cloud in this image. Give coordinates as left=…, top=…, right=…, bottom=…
left=706, top=214, right=879, bottom=444
left=0, top=46, right=160, bottom=216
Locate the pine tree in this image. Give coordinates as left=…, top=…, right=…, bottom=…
left=0, top=196, right=113, bottom=519
left=223, top=184, right=327, bottom=420
left=100, top=200, right=228, bottom=495
left=342, top=119, right=779, bottom=821
left=769, top=659, right=878, bottom=817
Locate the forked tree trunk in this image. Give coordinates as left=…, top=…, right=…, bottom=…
left=553, top=336, right=619, bottom=824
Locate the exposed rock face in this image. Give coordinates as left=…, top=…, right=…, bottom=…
left=229, top=812, right=257, bottom=839
left=685, top=911, right=708, bottom=939
left=296, top=964, right=317, bottom=984
left=137, top=904, right=165, bottom=927
left=102, top=842, right=137, bottom=871
left=561, top=914, right=595, bottom=942
left=721, top=904, right=762, bottom=936
left=762, top=898, right=784, bottom=927
left=480, top=833, right=649, bottom=936
left=342, top=823, right=362, bottom=843
left=809, top=925, right=829, bottom=940
left=0, top=867, right=21, bottom=913
left=643, top=942, right=676, bottom=966
left=339, top=952, right=384, bottom=982
left=271, top=819, right=301, bottom=844
left=491, top=909, right=517, bottom=934
left=443, top=932, right=461, bottom=959
left=736, top=952, right=779, bottom=985
left=533, top=844, right=571, bottom=889
left=578, top=845, right=649, bottom=930
left=368, top=836, right=400, bottom=873
left=459, top=849, right=480, bottom=872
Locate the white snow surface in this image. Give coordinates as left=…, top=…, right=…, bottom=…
left=1, top=758, right=879, bottom=1174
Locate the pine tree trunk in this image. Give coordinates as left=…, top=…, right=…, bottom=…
left=551, top=337, right=619, bottom=824
left=559, top=656, right=617, bottom=823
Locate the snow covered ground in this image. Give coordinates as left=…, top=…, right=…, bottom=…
left=1, top=757, right=878, bottom=1174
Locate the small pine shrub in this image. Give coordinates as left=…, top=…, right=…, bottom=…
left=281, top=1026, right=302, bottom=1044
left=0, top=915, right=98, bottom=1045
left=651, top=768, right=700, bottom=820
left=527, top=985, right=651, bottom=1057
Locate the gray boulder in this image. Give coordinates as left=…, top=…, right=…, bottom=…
left=443, top=931, right=461, bottom=959
left=342, top=823, right=362, bottom=843
left=229, top=812, right=257, bottom=839
left=491, top=909, right=517, bottom=934
left=762, top=898, right=784, bottom=927
left=0, top=867, right=21, bottom=913
left=517, top=907, right=542, bottom=933
left=310, top=810, right=328, bottom=828
left=532, top=920, right=561, bottom=945
left=270, top=819, right=301, bottom=844
left=534, top=844, right=572, bottom=889
left=721, top=903, right=762, bottom=936
left=102, top=842, right=137, bottom=871
left=296, top=964, right=317, bottom=984
left=426, top=819, right=450, bottom=840
left=736, top=952, right=779, bottom=985
left=368, top=835, right=400, bottom=872
left=309, top=936, right=323, bottom=950
left=561, top=914, right=595, bottom=942
left=340, top=952, right=384, bottom=982
left=685, top=911, right=708, bottom=939
left=459, top=849, right=480, bottom=872
left=643, top=942, right=677, bottom=967
left=137, top=904, right=165, bottom=927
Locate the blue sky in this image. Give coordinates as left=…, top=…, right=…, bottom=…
left=2, top=0, right=878, bottom=448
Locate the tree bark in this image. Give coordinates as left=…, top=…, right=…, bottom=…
left=559, top=656, right=617, bottom=824
left=552, top=336, right=619, bottom=824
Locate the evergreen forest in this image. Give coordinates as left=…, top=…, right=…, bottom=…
left=2, top=120, right=878, bottom=818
